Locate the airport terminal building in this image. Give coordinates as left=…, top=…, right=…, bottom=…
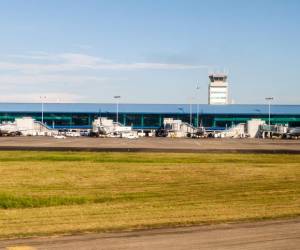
left=0, top=103, right=299, bottom=129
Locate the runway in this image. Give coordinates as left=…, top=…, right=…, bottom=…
left=1, top=219, right=299, bottom=250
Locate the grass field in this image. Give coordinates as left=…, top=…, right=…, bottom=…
left=0, top=151, right=299, bottom=238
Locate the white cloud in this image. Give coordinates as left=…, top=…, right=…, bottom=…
left=0, top=52, right=209, bottom=74
left=0, top=93, right=84, bottom=102
left=59, top=53, right=104, bottom=65
left=0, top=74, right=110, bottom=85
left=0, top=52, right=210, bottom=102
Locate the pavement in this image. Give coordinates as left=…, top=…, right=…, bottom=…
left=0, top=137, right=299, bottom=153
left=1, top=219, right=299, bottom=250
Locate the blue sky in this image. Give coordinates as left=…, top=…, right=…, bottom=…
left=0, top=0, right=299, bottom=104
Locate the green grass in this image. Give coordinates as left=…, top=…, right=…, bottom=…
left=0, top=151, right=299, bottom=238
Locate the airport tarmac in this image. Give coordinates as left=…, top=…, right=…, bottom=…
left=0, top=136, right=299, bottom=153
left=1, top=218, right=299, bottom=250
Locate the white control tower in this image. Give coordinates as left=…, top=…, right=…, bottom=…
left=208, top=74, right=229, bottom=105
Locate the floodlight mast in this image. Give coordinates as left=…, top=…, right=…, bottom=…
left=114, top=95, right=121, bottom=124
left=265, top=97, right=274, bottom=131
left=189, top=102, right=192, bottom=126
left=40, top=96, right=46, bottom=124
left=196, top=85, right=200, bottom=127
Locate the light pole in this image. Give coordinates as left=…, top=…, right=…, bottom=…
left=113, top=95, right=121, bottom=124
left=265, top=97, right=274, bottom=129
left=196, top=85, right=200, bottom=127
left=189, top=102, right=192, bottom=126
left=40, top=96, right=46, bottom=124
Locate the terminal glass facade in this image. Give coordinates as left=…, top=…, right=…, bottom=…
left=0, top=103, right=299, bottom=129
left=0, top=112, right=300, bottom=129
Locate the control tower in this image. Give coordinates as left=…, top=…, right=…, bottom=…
left=208, top=74, right=229, bottom=105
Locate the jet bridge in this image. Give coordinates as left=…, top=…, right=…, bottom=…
left=156, top=118, right=205, bottom=138
left=259, top=124, right=288, bottom=138
left=0, top=117, right=58, bottom=136
left=92, top=117, right=135, bottom=137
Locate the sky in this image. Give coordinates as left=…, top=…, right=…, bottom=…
left=0, top=0, right=299, bottom=104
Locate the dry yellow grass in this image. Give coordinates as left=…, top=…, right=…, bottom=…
left=0, top=151, right=299, bottom=238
